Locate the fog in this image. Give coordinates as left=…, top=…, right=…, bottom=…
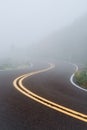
left=0, top=0, right=87, bottom=66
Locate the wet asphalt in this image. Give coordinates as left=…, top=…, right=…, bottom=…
left=0, top=61, right=87, bottom=130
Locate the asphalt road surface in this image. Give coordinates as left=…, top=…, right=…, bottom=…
left=0, top=61, right=87, bottom=130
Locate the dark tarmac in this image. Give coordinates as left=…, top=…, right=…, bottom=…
left=0, top=61, right=87, bottom=130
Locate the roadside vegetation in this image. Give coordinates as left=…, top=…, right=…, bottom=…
left=0, top=63, right=30, bottom=70
left=0, top=63, right=13, bottom=70
left=75, top=69, right=87, bottom=89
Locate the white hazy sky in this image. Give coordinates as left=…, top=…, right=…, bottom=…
left=0, top=0, right=87, bottom=47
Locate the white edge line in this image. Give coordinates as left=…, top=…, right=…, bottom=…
left=70, top=64, right=87, bottom=92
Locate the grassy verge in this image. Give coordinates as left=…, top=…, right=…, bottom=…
left=0, top=63, right=29, bottom=70
left=75, top=69, right=87, bottom=89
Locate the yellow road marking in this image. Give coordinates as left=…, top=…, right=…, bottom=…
left=13, top=64, right=87, bottom=122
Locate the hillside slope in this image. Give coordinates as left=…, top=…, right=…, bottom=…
left=32, top=14, right=87, bottom=63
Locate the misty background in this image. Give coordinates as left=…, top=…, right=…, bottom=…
left=0, top=0, right=87, bottom=66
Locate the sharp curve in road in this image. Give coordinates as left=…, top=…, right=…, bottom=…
left=70, top=64, right=87, bottom=92
left=13, top=63, right=87, bottom=123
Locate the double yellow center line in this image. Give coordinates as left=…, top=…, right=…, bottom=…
left=13, top=64, right=87, bottom=122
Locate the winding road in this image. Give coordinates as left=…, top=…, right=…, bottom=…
left=0, top=61, right=87, bottom=129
